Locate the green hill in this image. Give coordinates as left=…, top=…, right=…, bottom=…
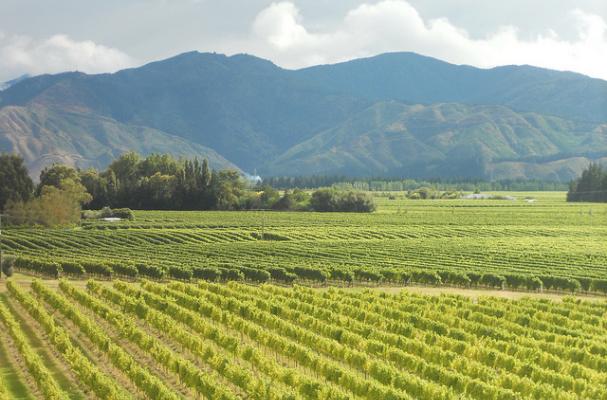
left=266, top=102, right=607, bottom=180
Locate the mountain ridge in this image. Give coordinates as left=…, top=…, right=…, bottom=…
left=1, top=51, right=606, bottom=181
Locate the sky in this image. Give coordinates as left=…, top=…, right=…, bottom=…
left=0, top=0, right=606, bottom=82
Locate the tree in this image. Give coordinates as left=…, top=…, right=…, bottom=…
left=138, top=153, right=179, bottom=177
left=567, top=163, right=607, bottom=202
left=80, top=169, right=109, bottom=209
left=310, top=189, right=375, bottom=212
left=37, top=164, right=80, bottom=195
left=138, top=173, right=177, bottom=209
left=211, top=170, right=245, bottom=210
left=273, top=190, right=295, bottom=210
left=108, top=152, right=140, bottom=184
left=310, top=188, right=337, bottom=212
left=0, top=153, right=34, bottom=210
left=200, top=158, right=211, bottom=188
left=259, top=185, right=280, bottom=208
left=6, top=178, right=91, bottom=226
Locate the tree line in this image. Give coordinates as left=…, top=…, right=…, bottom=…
left=567, top=163, right=607, bottom=202
left=264, top=175, right=569, bottom=191
left=0, top=152, right=375, bottom=226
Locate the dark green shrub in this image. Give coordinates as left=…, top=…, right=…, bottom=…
left=540, top=276, right=581, bottom=292
left=329, top=268, right=354, bottom=283
left=438, top=271, right=471, bottom=287
left=504, top=274, right=527, bottom=289
left=110, top=263, right=139, bottom=278
left=169, top=266, right=193, bottom=281
left=136, top=263, right=165, bottom=279
left=577, top=277, right=592, bottom=292
left=61, top=261, right=85, bottom=276
left=310, top=189, right=375, bottom=212
left=410, top=270, right=442, bottom=285
left=193, top=267, right=221, bottom=281
left=1, top=255, right=16, bottom=278
left=467, top=272, right=482, bottom=286
left=268, top=267, right=297, bottom=283
left=590, top=279, right=607, bottom=294
left=81, top=261, right=113, bottom=278
left=399, top=271, right=412, bottom=284
left=239, top=266, right=271, bottom=283
left=354, top=268, right=383, bottom=282
left=379, top=269, right=401, bottom=283
left=220, top=268, right=244, bottom=281
left=480, top=274, right=506, bottom=289
left=293, top=266, right=328, bottom=283
left=13, top=258, right=61, bottom=278
left=112, top=208, right=135, bottom=220
left=525, top=277, right=543, bottom=291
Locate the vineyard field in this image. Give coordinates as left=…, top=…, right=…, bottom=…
left=2, top=192, right=606, bottom=294
left=0, top=278, right=606, bottom=399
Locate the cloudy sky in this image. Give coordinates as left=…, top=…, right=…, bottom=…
left=1, top=0, right=606, bottom=82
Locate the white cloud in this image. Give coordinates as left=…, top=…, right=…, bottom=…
left=0, top=33, right=135, bottom=81
left=251, top=0, right=607, bottom=80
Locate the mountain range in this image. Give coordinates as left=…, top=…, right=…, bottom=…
left=1, top=51, right=606, bottom=181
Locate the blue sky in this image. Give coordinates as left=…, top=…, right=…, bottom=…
left=1, top=0, right=606, bottom=81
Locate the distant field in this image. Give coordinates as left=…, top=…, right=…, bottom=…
left=1, top=278, right=607, bottom=399
left=2, top=191, right=606, bottom=292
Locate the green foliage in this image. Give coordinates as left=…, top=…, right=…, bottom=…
left=0, top=153, right=33, bottom=211
left=36, top=164, right=81, bottom=196
left=540, top=276, right=582, bottom=293
left=60, top=261, right=85, bottom=276
left=80, top=261, right=112, bottom=278
left=310, top=188, right=375, bottom=212
left=135, top=263, right=165, bottom=280
left=438, top=271, right=471, bottom=287
left=480, top=273, right=506, bottom=289
left=590, top=279, right=607, bottom=294
left=193, top=267, right=221, bottom=281
left=13, top=257, right=62, bottom=278
left=268, top=267, right=297, bottom=283
left=410, top=271, right=442, bottom=285
left=330, top=268, right=354, bottom=283
left=81, top=153, right=247, bottom=211
left=6, top=281, right=129, bottom=400
left=6, top=177, right=91, bottom=227
left=109, top=262, right=138, bottom=278
left=169, top=265, right=193, bottom=281
left=265, top=176, right=569, bottom=192
left=220, top=268, right=244, bottom=282
left=3, top=273, right=607, bottom=400
left=238, top=266, right=271, bottom=283
left=567, top=163, right=607, bottom=202
left=354, top=268, right=383, bottom=282
left=0, top=299, right=66, bottom=399
left=1, top=255, right=15, bottom=278
left=293, top=266, right=328, bottom=282
left=406, top=187, right=462, bottom=200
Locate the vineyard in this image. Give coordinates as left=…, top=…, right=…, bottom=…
left=0, top=278, right=606, bottom=399
left=2, top=192, right=606, bottom=294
